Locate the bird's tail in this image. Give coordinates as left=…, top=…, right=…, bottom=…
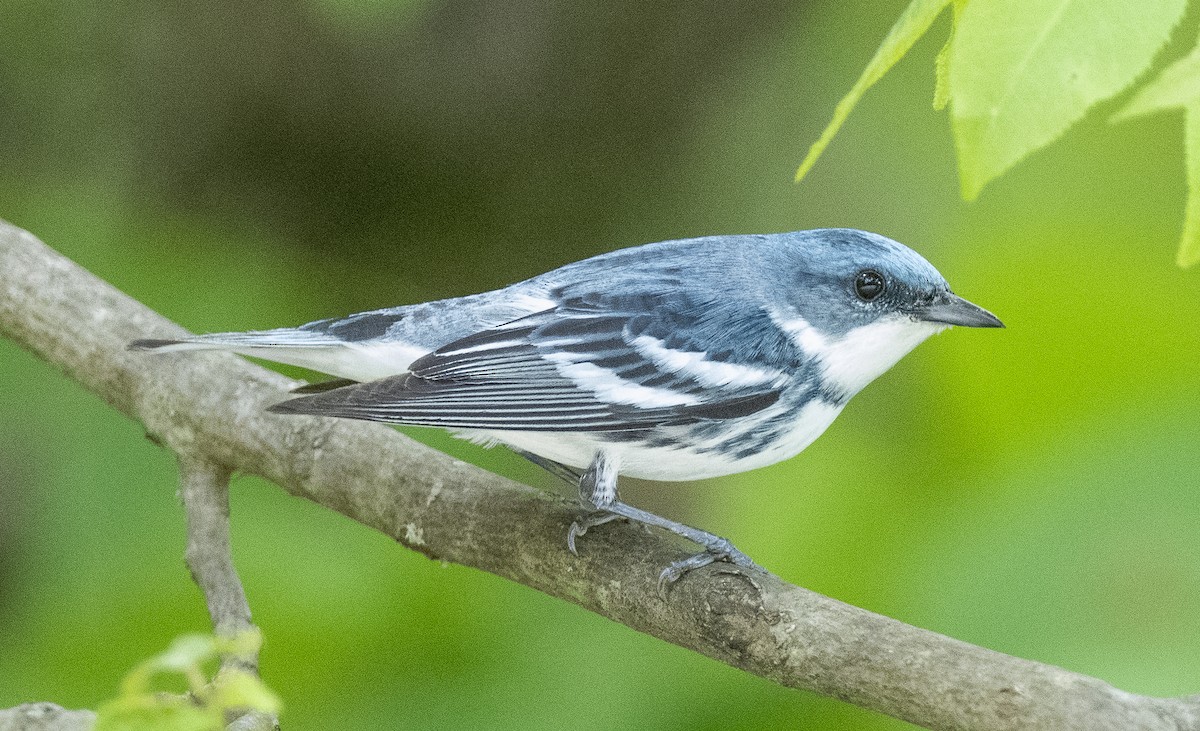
left=127, top=328, right=375, bottom=379
left=128, top=328, right=342, bottom=353
left=128, top=328, right=421, bottom=382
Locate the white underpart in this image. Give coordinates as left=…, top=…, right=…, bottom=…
left=772, top=309, right=948, bottom=397
left=819, top=318, right=947, bottom=394
left=546, top=356, right=700, bottom=408
left=457, top=398, right=845, bottom=481
left=631, top=335, right=786, bottom=388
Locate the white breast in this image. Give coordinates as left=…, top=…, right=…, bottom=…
left=456, top=398, right=844, bottom=482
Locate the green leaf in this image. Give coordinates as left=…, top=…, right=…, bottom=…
left=152, top=635, right=220, bottom=673
left=1113, top=46, right=1200, bottom=267
left=1116, top=46, right=1200, bottom=121
left=208, top=670, right=284, bottom=716
left=795, top=0, right=954, bottom=182
left=94, top=696, right=220, bottom=731
left=1182, top=104, right=1200, bottom=267
left=949, top=0, right=1186, bottom=200
left=96, top=632, right=281, bottom=731
left=932, top=0, right=968, bottom=111
left=215, top=627, right=264, bottom=663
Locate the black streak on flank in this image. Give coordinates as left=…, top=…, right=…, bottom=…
left=686, top=391, right=780, bottom=420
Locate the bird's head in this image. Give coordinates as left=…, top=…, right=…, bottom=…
left=762, top=229, right=1003, bottom=399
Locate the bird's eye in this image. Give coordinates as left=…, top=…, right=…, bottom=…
left=854, top=270, right=886, bottom=301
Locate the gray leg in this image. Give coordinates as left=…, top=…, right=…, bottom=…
left=514, top=449, right=583, bottom=485
left=567, top=450, right=762, bottom=593
left=567, top=448, right=623, bottom=552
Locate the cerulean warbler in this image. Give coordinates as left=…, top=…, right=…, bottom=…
left=132, top=229, right=1002, bottom=587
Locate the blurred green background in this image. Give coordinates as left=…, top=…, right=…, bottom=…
left=2, top=1, right=1200, bottom=729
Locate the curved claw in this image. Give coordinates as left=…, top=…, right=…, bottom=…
left=656, top=543, right=765, bottom=598
left=566, top=521, right=586, bottom=555
left=657, top=551, right=721, bottom=596
left=566, top=511, right=622, bottom=555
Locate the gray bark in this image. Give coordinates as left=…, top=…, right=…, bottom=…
left=1, top=219, right=1197, bottom=731
left=0, top=705, right=95, bottom=731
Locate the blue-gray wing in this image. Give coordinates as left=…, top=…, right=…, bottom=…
left=269, top=290, right=799, bottom=431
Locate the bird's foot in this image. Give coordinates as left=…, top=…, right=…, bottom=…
left=657, top=536, right=763, bottom=596
left=567, top=450, right=764, bottom=596
left=567, top=511, right=622, bottom=555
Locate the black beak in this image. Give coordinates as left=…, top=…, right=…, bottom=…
left=915, top=291, right=1004, bottom=328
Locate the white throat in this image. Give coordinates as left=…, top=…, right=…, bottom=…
left=773, top=309, right=948, bottom=398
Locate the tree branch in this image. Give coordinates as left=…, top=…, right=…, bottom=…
left=2, top=219, right=1197, bottom=731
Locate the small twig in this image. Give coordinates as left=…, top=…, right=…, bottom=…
left=0, top=704, right=95, bottom=731
left=177, top=456, right=277, bottom=731
left=177, top=456, right=257, bottom=670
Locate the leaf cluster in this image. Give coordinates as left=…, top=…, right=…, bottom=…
left=798, top=0, right=1200, bottom=266
left=93, top=632, right=281, bottom=731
